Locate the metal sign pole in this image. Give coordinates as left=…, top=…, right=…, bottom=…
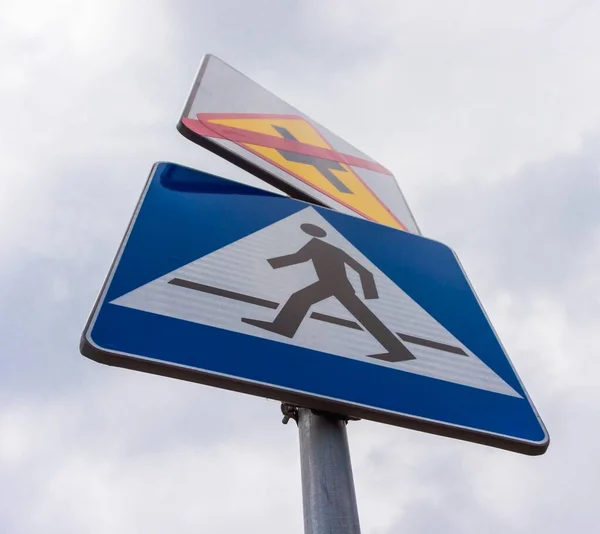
left=286, top=406, right=361, bottom=534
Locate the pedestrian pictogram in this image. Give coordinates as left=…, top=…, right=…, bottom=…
left=241, top=223, right=415, bottom=363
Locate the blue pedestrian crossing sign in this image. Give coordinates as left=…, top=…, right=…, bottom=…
left=81, top=162, right=548, bottom=455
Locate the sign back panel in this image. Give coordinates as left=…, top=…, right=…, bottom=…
left=81, top=163, right=548, bottom=455
left=177, top=54, right=420, bottom=233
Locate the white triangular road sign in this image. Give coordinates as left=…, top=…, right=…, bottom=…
left=111, top=207, right=520, bottom=398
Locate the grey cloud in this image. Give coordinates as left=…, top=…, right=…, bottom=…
left=419, top=133, right=600, bottom=320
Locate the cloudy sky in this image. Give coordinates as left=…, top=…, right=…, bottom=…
left=2, top=1, right=599, bottom=532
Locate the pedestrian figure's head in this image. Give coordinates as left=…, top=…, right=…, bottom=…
left=300, top=223, right=327, bottom=238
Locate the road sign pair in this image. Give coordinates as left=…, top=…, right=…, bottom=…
left=81, top=55, right=548, bottom=455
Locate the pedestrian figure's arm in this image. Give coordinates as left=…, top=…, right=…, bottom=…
left=267, top=243, right=313, bottom=269
left=344, top=255, right=379, bottom=300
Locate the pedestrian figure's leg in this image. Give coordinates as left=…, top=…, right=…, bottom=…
left=242, top=282, right=331, bottom=338
left=340, top=293, right=415, bottom=362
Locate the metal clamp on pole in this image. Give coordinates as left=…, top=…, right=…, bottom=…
left=281, top=402, right=299, bottom=425
left=281, top=403, right=360, bottom=425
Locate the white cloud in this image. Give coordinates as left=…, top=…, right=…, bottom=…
left=285, top=0, right=600, bottom=209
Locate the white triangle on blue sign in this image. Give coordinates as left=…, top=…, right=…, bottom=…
left=110, top=207, right=520, bottom=398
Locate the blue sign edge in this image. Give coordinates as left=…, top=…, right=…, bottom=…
left=80, top=162, right=549, bottom=456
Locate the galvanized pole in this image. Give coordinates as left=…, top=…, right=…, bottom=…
left=296, top=407, right=361, bottom=534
